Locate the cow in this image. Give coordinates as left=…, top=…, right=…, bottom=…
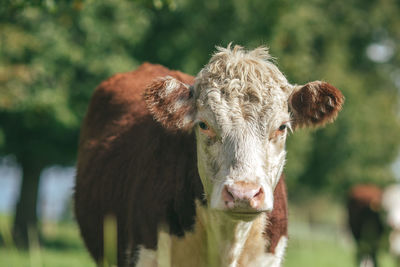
left=347, top=185, right=385, bottom=267
left=347, top=184, right=400, bottom=267
left=74, top=44, right=344, bottom=267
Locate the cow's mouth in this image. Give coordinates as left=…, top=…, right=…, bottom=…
left=226, top=210, right=263, bottom=221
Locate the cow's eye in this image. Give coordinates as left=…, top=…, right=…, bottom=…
left=270, top=123, right=290, bottom=141
left=199, top=121, right=209, bottom=130
left=198, top=121, right=216, bottom=139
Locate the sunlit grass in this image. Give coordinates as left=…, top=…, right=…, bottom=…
left=285, top=198, right=397, bottom=267
left=0, top=248, right=94, bottom=267
left=28, top=225, right=43, bottom=267
left=285, top=221, right=396, bottom=267
left=103, top=214, right=118, bottom=267
left=0, top=215, right=94, bottom=267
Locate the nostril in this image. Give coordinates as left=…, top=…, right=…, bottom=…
left=222, top=184, right=265, bottom=210
left=223, top=185, right=235, bottom=202
left=248, top=187, right=264, bottom=210
left=227, top=189, right=235, bottom=200
left=253, top=187, right=263, bottom=199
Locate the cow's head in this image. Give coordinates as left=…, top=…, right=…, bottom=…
left=145, top=45, right=344, bottom=220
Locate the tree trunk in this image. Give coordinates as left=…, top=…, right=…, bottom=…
left=12, top=163, right=43, bottom=247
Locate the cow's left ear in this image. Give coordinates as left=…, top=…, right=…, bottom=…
left=288, top=81, right=344, bottom=129
left=144, top=76, right=196, bottom=131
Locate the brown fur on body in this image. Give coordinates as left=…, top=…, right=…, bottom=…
left=347, top=185, right=384, bottom=267
left=265, top=177, right=287, bottom=253
left=75, top=63, right=288, bottom=266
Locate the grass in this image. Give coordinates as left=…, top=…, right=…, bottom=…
left=285, top=197, right=397, bottom=267
left=285, top=221, right=396, bottom=267
left=0, top=215, right=94, bottom=267
left=0, top=199, right=398, bottom=267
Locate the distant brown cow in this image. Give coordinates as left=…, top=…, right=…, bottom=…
left=348, top=184, right=400, bottom=267
left=75, top=45, right=344, bottom=266
left=347, top=185, right=384, bottom=267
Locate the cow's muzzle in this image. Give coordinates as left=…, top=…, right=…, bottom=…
left=222, top=181, right=266, bottom=213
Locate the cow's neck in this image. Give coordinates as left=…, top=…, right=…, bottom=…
left=139, top=202, right=268, bottom=267
left=183, top=201, right=267, bottom=267
left=198, top=204, right=264, bottom=266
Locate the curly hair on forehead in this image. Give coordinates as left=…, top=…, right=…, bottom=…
left=195, top=44, right=293, bottom=101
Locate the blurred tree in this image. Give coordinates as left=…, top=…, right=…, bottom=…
left=269, top=0, right=400, bottom=197
left=0, top=0, right=147, bottom=245
left=1, top=0, right=399, bottom=244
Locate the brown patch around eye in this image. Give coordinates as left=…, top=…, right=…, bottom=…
left=270, top=123, right=288, bottom=140
left=278, top=124, right=287, bottom=131
left=199, top=121, right=209, bottom=130
left=198, top=120, right=216, bottom=138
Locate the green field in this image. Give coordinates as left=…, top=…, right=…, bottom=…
left=285, top=222, right=396, bottom=267
left=0, top=207, right=397, bottom=267
left=0, top=216, right=94, bottom=267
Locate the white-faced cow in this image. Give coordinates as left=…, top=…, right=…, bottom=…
left=75, top=45, right=344, bottom=267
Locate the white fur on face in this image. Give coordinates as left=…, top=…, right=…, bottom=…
left=194, top=45, right=293, bottom=211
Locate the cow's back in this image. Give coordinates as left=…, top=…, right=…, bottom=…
left=75, top=63, right=203, bottom=264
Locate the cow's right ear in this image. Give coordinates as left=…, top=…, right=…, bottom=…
left=144, top=76, right=196, bottom=131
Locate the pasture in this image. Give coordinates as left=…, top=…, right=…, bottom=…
left=0, top=200, right=397, bottom=267
left=2, top=0, right=400, bottom=266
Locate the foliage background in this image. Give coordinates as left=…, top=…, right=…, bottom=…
left=0, top=0, right=399, bottom=264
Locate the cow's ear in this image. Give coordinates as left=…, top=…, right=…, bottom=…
left=144, top=76, right=196, bottom=131
left=288, top=81, right=344, bottom=129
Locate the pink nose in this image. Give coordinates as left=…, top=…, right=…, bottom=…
left=222, top=182, right=264, bottom=210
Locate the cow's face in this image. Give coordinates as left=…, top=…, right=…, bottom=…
left=145, top=45, right=344, bottom=219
